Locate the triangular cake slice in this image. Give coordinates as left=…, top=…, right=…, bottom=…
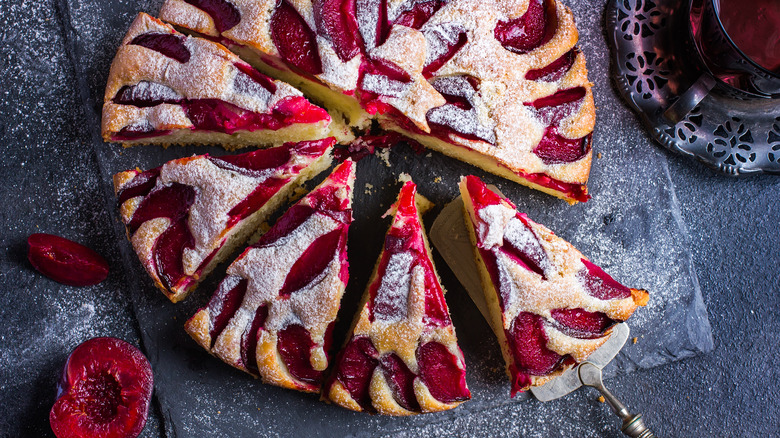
left=459, top=175, right=649, bottom=395
left=324, top=180, right=470, bottom=415
left=102, top=13, right=333, bottom=148
left=113, top=137, right=335, bottom=302
left=185, top=159, right=355, bottom=392
left=158, top=0, right=594, bottom=202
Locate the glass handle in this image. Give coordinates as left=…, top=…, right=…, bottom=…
left=662, top=73, right=716, bottom=124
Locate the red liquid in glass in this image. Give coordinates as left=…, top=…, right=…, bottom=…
left=717, top=0, right=780, bottom=73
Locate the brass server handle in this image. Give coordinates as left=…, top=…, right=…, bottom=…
left=578, top=362, right=657, bottom=438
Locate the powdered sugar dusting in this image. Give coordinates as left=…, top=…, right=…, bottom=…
left=373, top=251, right=415, bottom=323
left=46, top=0, right=710, bottom=433
left=421, top=22, right=465, bottom=66
left=2, top=300, right=96, bottom=382
left=476, top=203, right=515, bottom=247
left=362, top=73, right=410, bottom=98
left=316, top=36, right=362, bottom=92
left=228, top=212, right=341, bottom=332
left=160, top=156, right=278, bottom=274
left=119, top=80, right=183, bottom=103
left=427, top=104, right=496, bottom=144
left=356, top=0, right=383, bottom=51
left=231, top=68, right=273, bottom=109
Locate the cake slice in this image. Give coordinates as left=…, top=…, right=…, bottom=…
left=158, top=0, right=595, bottom=202
left=459, top=175, right=649, bottom=395
left=324, top=180, right=470, bottom=415
left=113, top=137, right=335, bottom=302
left=185, top=159, right=355, bottom=392
left=102, top=13, right=333, bottom=148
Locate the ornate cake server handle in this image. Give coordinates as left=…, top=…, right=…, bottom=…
left=578, top=362, right=657, bottom=438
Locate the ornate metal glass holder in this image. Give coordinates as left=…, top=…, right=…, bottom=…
left=606, top=0, right=780, bottom=175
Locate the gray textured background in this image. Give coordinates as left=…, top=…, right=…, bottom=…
left=1, top=0, right=778, bottom=436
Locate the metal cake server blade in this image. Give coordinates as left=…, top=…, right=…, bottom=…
left=530, top=323, right=629, bottom=401
left=430, top=194, right=656, bottom=437
left=429, top=195, right=496, bottom=330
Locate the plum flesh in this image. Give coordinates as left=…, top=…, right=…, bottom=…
left=50, top=337, right=154, bottom=438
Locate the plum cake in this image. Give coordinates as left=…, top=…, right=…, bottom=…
left=113, top=137, right=335, bottom=302
left=158, top=0, right=595, bottom=202
left=324, top=180, right=470, bottom=415
left=185, top=159, right=355, bottom=392
left=459, top=175, right=649, bottom=395
left=103, top=13, right=335, bottom=148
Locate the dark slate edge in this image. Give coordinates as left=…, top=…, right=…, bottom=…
left=661, top=161, right=715, bottom=354
left=607, top=155, right=714, bottom=376
left=52, top=0, right=172, bottom=436
left=600, top=2, right=714, bottom=367
left=597, top=4, right=714, bottom=371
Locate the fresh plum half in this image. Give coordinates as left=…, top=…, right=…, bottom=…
left=50, top=337, right=154, bottom=438
left=28, top=233, right=109, bottom=286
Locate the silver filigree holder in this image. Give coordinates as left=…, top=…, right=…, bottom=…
left=606, top=0, right=780, bottom=175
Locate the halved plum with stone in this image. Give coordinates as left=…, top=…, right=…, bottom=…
left=50, top=337, right=153, bottom=438
left=28, top=234, right=109, bottom=287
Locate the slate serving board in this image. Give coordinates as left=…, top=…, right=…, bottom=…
left=63, top=0, right=714, bottom=435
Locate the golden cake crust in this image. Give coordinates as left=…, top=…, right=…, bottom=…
left=158, top=0, right=596, bottom=201
left=102, top=13, right=331, bottom=147
left=185, top=160, right=355, bottom=392
left=324, top=181, right=470, bottom=415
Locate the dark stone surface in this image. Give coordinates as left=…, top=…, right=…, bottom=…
left=0, top=0, right=778, bottom=437
left=0, top=1, right=161, bottom=437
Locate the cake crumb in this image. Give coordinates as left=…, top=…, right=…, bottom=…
left=597, top=152, right=602, bottom=159
left=425, top=152, right=432, bottom=158
left=632, top=337, right=638, bottom=344
left=433, top=176, right=442, bottom=183
left=365, top=183, right=374, bottom=195
left=290, top=186, right=308, bottom=202
left=597, top=395, right=605, bottom=403
left=398, top=173, right=412, bottom=183
left=375, top=148, right=391, bottom=167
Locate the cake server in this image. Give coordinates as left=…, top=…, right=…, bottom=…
left=430, top=194, right=655, bottom=438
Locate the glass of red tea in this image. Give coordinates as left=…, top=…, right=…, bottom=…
left=690, top=0, right=780, bottom=96
left=665, top=0, right=780, bottom=122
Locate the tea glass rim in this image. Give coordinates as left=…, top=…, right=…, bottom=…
left=692, top=0, right=780, bottom=79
